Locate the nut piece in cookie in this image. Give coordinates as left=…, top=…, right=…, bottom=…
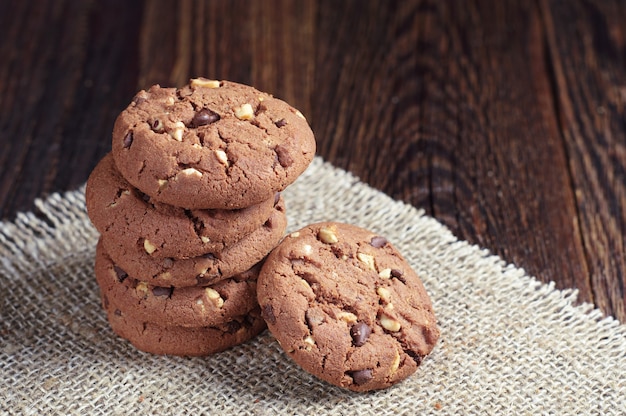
left=257, top=222, right=439, bottom=392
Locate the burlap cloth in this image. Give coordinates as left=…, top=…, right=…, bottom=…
left=1, top=157, right=625, bottom=415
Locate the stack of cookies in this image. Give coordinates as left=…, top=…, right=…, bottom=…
left=86, top=78, right=316, bottom=356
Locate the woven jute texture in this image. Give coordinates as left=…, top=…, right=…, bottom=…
left=1, top=157, right=625, bottom=415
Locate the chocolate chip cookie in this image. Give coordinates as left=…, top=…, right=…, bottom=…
left=105, top=305, right=266, bottom=356
left=257, top=222, right=440, bottom=392
left=99, top=196, right=287, bottom=287
left=96, top=244, right=260, bottom=328
left=86, top=153, right=277, bottom=259
left=111, top=79, right=316, bottom=209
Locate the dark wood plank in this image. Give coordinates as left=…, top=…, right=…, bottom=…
left=248, top=0, right=317, bottom=118
left=310, top=1, right=595, bottom=309
left=0, top=0, right=143, bottom=220
left=136, top=0, right=316, bottom=116
left=542, top=0, right=626, bottom=320
left=138, top=0, right=252, bottom=89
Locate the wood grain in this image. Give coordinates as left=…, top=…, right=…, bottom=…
left=0, top=0, right=141, bottom=217
left=542, top=0, right=626, bottom=319
left=0, top=0, right=624, bottom=321
left=311, top=0, right=592, bottom=299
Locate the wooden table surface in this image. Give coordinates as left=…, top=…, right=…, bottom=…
left=1, top=0, right=625, bottom=322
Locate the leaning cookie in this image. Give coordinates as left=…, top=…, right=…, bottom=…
left=99, top=197, right=287, bottom=287
left=96, top=244, right=260, bottom=328
left=257, top=222, right=440, bottom=392
left=105, top=306, right=266, bottom=356
left=111, top=79, right=316, bottom=210
left=86, top=153, right=277, bottom=259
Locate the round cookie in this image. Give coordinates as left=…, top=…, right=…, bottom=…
left=99, top=197, right=287, bottom=287
left=105, top=306, right=266, bottom=356
left=111, top=79, right=316, bottom=209
left=257, top=222, right=440, bottom=392
left=86, top=153, right=277, bottom=259
left=96, top=244, right=260, bottom=328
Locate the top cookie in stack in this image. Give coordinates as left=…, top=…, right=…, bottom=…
left=86, top=78, right=315, bottom=356
left=111, top=78, right=315, bottom=210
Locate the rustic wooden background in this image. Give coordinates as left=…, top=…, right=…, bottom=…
left=1, top=0, right=625, bottom=322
